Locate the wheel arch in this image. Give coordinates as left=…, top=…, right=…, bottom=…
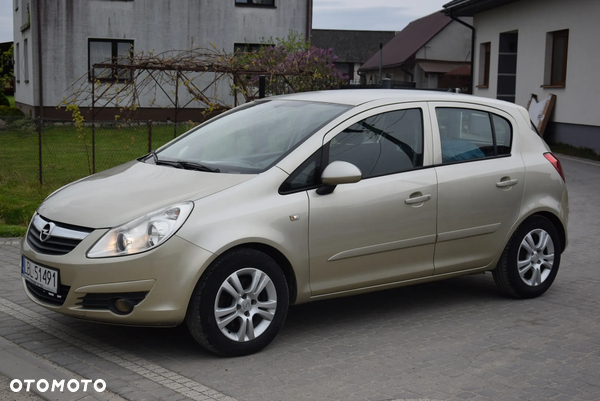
left=509, top=211, right=567, bottom=253
left=225, top=243, right=298, bottom=305
left=525, top=211, right=566, bottom=253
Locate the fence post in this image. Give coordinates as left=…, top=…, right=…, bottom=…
left=259, top=75, right=266, bottom=99
left=148, top=120, right=153, bottom=152
left=92, top=121, right=96, bottom=174
left=38, top=117, right=43, bottom=185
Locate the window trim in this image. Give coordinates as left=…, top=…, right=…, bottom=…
left=477, top=42, right=491, bottom=89
left=15, top=42, right=19, bottom=83
left=88, top=38, right=134, bottom=83
left=234, top=0, right=276, bottom=8
left=542, top=29, right=569, bottom=88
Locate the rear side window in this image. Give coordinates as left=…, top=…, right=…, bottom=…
left=436, top=108, right=512, bottom=163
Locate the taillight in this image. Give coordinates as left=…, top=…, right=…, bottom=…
left=544, top=153, right=565, bottom=182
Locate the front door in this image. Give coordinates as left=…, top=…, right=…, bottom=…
left=308, top=103, right=438, bottom=296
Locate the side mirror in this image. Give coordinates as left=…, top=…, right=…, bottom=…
left=317, top=161, right=362, bottom=195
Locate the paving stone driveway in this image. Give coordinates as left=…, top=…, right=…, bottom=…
left=0, top=156, right=598, bottom=401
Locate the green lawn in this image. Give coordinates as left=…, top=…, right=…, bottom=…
left=0, top=121, right=190, bottom=236
left=549, top=142, right=600, bottom=161
left=2, top=118, right=598, bottom=238
left=7, top=95, right=15, bottom=107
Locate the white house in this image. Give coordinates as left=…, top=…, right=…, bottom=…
left=359, top=11, right=472, bottom=92
left=12, top=0, right=313, bottom=120
left=444, top=0, right=600, bottom=152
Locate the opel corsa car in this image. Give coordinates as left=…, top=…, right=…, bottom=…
left=21, top=90, right=568, bottom=356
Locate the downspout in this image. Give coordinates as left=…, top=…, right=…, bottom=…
left=448, top=13, right=475, bottom=94
left=401, top=64, right=413, bottom=84
left=36, top=0, right=44, bottom=184
left=36, top=0, right=44, bottom=118
left=306, top=0, right=313, bottom=42
left=378, top=43, right=382, bottom=84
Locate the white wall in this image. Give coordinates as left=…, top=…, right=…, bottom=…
left=414, top=18, right=472, bottom=62
left=15, top=0, right=309, bottom=111
left=472, top=0, right=600, bottom=127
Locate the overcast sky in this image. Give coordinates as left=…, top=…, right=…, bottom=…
left=0, top=0, right=450, bottom=43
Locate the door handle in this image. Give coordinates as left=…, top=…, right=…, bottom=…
left=405, top=194, right=431, bottom=204
left=496, top=178, right=518, bottom=188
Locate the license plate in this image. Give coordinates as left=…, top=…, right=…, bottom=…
left=21, top=257, right=59, bottom=293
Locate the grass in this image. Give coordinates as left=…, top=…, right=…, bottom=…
left=0, top=121, right=190, bottom=236
left=1, top=120, right=598, bottom=238
left=549, top=142, right=600, bottom=161
left=7, top=95, right=15, bottom=107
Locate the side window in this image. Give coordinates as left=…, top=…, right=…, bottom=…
left=493, top=115, right=512, bottom=155
left=436, top=108, right=512, bottom=163
left=327, top=109, right=423, bottom=179
left=279, top=149, right=321, bottom=193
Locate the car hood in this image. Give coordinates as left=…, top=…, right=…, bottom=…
left=37, top=161, right=255, bottom=228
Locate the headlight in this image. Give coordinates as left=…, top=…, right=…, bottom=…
left=87, top=202, right=194, bottom=258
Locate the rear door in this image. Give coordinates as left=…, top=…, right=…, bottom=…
left=429, top=103, right=525, bottom=274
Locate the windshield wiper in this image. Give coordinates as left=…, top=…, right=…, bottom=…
left=178, top=161, right=220, bottom=173
left=147, top=151, right=219, bottom=172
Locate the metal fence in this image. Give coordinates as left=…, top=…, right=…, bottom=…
left=0, top=116, right=196, bottom=187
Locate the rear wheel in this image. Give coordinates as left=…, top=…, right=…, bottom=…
left=493, top=216, right=561, bottom=298
left=186, top=248, right=289, bottom=356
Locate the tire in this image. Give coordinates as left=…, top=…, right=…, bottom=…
left=493, top=215, right=561, bottom=298
left=186, top=248, right=289, bottom=357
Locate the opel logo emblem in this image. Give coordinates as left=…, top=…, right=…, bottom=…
left=40, top=222, right=55, bottom=242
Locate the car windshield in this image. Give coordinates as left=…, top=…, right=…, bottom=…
left=152, top=100, right=350, bottom=174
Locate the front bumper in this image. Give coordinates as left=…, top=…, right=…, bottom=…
left=21, top=230, right=214, bottom=326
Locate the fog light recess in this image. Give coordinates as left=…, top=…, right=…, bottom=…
left=111, top=298, right=135, bottom=315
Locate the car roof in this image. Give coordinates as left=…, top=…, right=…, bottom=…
left=272, top=89, right=522, bottom=111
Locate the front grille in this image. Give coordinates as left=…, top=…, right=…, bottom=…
left=26, top=280, right=70, bottom=307
left=27, top=215, right=92, bottom=256
left=76, top=292, right=148, bottom=310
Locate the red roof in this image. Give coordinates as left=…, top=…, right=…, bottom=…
left=360, top=11, right=452, bottom=71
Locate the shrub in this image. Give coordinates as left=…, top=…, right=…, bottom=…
left=0, top=91, right=9, bottom=107
left=0, top=105, right=25, bottom=117
left=11, top=117, right=35, bottom=130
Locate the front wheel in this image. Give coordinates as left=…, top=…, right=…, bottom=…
left=493, top=216, right=561, bottom=298
left=186, top=248, right=289, bottom=357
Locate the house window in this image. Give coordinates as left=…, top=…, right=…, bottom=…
left=496, top=31, right=518, bottom=103
left=233, top=43, right=264, bottom=54
left=15, top=43, right=19, bottom=82
left=20, top=1, right=30, bottom=30
left=235, top=0, right=275, bottom=6
left=23, top=39, right=29, bottom=83
left=544, top=30, right=569, bottom=87
left=88, top=39, right=134, bottom=82
left=477, top=42, right=490, bottom=88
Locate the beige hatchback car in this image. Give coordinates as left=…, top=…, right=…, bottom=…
left=21, top=90, right=568, bottom=356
